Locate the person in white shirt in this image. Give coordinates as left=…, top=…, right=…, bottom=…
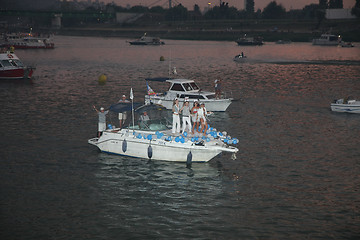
left=180, top=98, right=192, bottom=133
left=118, top=95, right=130, bottom=128
left=172, top=98, right=180, bottom=134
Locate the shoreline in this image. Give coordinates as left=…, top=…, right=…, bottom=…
left=56, top=27, right=360, bottom=42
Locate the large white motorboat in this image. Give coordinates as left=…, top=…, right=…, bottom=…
left=144, top=78, right=233, bottom=112
left=88, top=102, right=239, bottom=163
left=0, top=51, right=35, bottom=79
left=129, top=33, right=165, bottom=45
left=312, top=33, right=341, bottom=46
left=331, top=98, right=360, bottom=114
left=0, top=33, right=55, bottom=49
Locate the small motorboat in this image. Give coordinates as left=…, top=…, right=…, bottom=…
left=331, top=98, right=360, bottom=114
left=144, top=77, right=233, bottom=112
left=275, top=40, right=292, bottom=44
left=340, top=41, right=354, bottom=48
left=0, top=51, right=35, bottom=80
left=129, top=33, right=165, bottom=45
left=233, top=53, right=247, bottom=62
left=312, top=33, right=341, bottom=46
left=88, top=101, right=239, bottom=163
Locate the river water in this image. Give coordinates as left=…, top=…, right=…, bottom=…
left=1, top=36, right=359, bottom=239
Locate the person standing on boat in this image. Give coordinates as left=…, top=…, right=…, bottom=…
left=180, top=98, right=192, bottom=133
left=191, top=101, right=200, bottom=134
left=172, top=98, right=181, bottom=134
left=118, top=94, right=130, bottom=128
left=214, top=79, right=222, bottom=99
left=198, top=103, right=208, bottom=136
left=93, top=105, right=109, bottom=138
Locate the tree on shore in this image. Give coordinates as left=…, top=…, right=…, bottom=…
left=351, top=0, right=360, bottom=17
left=246, top=0, right=255, bottom=14
left=262, top=1, right=286, bottom=19
left=328, top=0, right=343, bottom=9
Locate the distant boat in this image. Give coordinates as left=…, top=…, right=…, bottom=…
left=0, top=51, right=35, bottom=79
left=276, top=40, right=292, bottom=44
left=331, top=98, right=360, bottom=114
left=129, top=33, right=165, bottom=45
left=312, top=33, right=341, bottom=46
left=235, top=35, right=263, bottom=46
left=0, top=32, right=55, bottom=49
left=340, top=41, right=354, bottom=48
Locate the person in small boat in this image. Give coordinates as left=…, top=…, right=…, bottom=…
left=241, top=52, right=244, bottom=57
left=172, top=98, right=181, bottom=134
left=118, top=94, right=130, bottom=128
left=139, top=111, right=150, bottom=129
left=180, top=98, right=192, bottom=133
left=93, top=105, right=109, bottom=138
left=191, top=101, right=200, bottom=134
left=198, top=103, right=208, bottom=136
left=214, top=79, right=222, bottom=99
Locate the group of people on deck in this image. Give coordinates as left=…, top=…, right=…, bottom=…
left=94, top=92, right=212, bottom=138
left=172, top=97, right=209, bottom=136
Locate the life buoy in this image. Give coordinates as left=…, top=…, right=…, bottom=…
left=7, top=54, right=13, bottom=58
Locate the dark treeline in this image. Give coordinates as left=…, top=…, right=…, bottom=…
left=1, top=0, right=359, bottom=28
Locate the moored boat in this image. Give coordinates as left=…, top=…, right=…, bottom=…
left=331, top=98, right=360, bottom=114
left=235, top=35, right=263, bottom=46
left=312, top=33, right=341, bottom=46
left=88, top=102, right=238, bottom=163
left=0, top=51, right=35, bottom=79
left=0, top=32, right=55, bottom=49
left=340, top=41, right=354, bottom=48
left=129, top=33, right=165, bottom=45
left=144, top=77, right=233, bottom=112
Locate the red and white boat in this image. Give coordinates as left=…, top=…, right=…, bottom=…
left=0, top=52, right=35, bottom=79
left=0, top=33, right=54, bottom=49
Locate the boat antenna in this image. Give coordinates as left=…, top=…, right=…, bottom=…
left=130, top=88, right=135, bottom=132
left=168, top=50, right=172, bottom=79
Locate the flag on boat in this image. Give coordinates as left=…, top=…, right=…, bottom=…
left=130, top=88, right=134, bottom=100
left=146, top=82, right=156, bottom=95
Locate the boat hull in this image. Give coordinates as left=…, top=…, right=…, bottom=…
left=89, top=130, right=237, bottom=162
left=0, top=67, right=34, bottom=79
left=129, top=42, right=162, bottom=45
left=145, top=95, right=232, bottom=112
left=236, top=42, right=263, bottom=46
left=331, top=103, right=360, bottom=113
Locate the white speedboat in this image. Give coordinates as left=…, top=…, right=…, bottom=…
left=88, top=103, right=238, bottom=163
left=129, top=33, right=165, bottom=45
left=233, top=53, right=247, bottom=62
left=0, top=51, right=35, bottom=79
left=144, top=78, right=233, bottom=112
left=331, top=98, right=360, bottom=114
left=312, top=33, right=341, bottom=46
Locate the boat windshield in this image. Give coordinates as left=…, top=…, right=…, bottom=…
left=129, top=104, right=172, bottom=131
left=1, top=60, right=12, bottom=67
left=170, top=83, right=185, bottom=91
left=190, top=82, right=199, bottom=90
left=13, top=59, right=23, bottom=67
